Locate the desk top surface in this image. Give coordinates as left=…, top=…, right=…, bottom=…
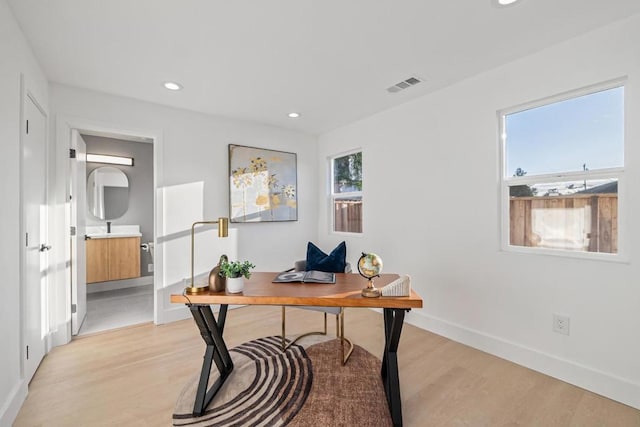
left=170, top=272, right=423, bottom=309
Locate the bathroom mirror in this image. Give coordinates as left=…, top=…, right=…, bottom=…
left=87, top=166, right=130, bottom=220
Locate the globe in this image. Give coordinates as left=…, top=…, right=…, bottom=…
left=357, top=252, right=383, bottom=279
left=358, top=253, right=383, bottom=298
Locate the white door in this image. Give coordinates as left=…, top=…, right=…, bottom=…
left=22, top=94, right=48, bottom=382
left=70, top=130, right=87, bottom=335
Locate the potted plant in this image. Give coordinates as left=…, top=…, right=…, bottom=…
left=219, top=260, right=255, bottom=293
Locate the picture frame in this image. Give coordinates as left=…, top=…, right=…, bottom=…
left=229, top=144, right=298, bottom=223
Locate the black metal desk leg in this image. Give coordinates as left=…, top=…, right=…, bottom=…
left=382, top=308, right=407, bottom=427
left=189, top=304, right=234, bottom=416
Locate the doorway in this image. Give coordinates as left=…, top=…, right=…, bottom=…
left=69, top=130, right=156, bottom=336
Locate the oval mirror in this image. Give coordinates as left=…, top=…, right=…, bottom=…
left=87, top=166, right=130, bottom=220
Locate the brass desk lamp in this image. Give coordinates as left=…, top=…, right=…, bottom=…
left=185, top=217, right=229, bottom=295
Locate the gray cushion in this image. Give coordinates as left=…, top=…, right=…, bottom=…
left=289, top=260, right=350, bottom=315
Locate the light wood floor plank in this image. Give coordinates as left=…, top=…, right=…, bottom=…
left=14, top=306, right=640, bottom=427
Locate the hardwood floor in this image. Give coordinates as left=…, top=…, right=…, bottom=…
left=15, top=306, right=640, bottom=426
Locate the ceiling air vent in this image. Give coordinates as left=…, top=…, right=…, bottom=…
left=386, top=76, right=422, bottom=93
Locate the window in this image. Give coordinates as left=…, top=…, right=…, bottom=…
left=331, top=150, right=362, bottom=233
left=501, top=83, right=624, bottom=256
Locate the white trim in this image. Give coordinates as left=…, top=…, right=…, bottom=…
left=20, top=75, right=51, bottom=384
left=405, top=309, right=640, bottom=410
left=330, top=230, right=366, bottom=238
left=504, top=167, right=624, bottom=185
left=18, top=75, right=26, bottom=388
left=329, top=149, right=363, bottom=234
left=52, top=115, right=163, bottom=346
left=498, top=81, right=626, bottom=261
left=501, top=243, right=629, bottom=263
left=333, top=190, right=362, bottom=198
left=498, top=76, right=627, bottom=117
left=0, top=380, right=27, bottom=427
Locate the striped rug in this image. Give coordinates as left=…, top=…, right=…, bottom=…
left=173, top=336, right=311, bottom=426
left=173, top=336, right=392, bottom=426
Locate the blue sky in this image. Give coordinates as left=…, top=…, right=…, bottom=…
left=505, top=86, right=624, bottom=177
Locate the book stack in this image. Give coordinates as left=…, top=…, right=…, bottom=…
left=381, top=274, right=411, bottom=297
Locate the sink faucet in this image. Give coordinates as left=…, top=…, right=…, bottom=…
left=107, top=221, right=112, bottom=234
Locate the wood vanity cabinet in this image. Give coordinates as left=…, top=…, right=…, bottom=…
left=86, top=237, right=141, bottom=283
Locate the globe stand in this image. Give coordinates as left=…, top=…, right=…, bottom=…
left=362, top=279, right=381, bottom=298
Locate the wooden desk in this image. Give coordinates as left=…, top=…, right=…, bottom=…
left=171, top=272, right=423, bottom=427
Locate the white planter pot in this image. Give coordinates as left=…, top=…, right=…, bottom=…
left=226, top=277, right=244, bottom=294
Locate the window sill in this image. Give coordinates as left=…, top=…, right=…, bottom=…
left=331, top=231, right=364, bottom=238
left=501, top=244, right=629, bottom=264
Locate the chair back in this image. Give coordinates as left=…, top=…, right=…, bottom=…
left=294, top=260, right=352, bottom=273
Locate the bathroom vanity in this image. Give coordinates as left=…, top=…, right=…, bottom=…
left=86, top=226, right=141, bottom=283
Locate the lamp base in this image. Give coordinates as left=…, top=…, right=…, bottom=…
left=185, top=285, right=209, bottom=295
left=362, top=287, right=381, bottom=298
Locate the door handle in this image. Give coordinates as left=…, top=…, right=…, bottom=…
left=40, top=244, right=52, bottom=252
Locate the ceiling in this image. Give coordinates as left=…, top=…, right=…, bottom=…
left=8, top=0, right=640, bottom=135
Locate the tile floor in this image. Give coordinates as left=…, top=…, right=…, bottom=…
left=79, top=285, right=154, bottom=335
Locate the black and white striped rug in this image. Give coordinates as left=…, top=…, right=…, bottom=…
left=173, top=336, right=312, bottom=426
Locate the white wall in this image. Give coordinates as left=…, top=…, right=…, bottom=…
left=49, top=84, right=318, bottom=330
left=317, top=15, right=640, bottom=408
left=0, top=0, right=49, bottom=424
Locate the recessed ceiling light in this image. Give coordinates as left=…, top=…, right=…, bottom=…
left=288, top=112, right=300, bottom=118
left=163, top=81, right=183, bottom=91
left=496, top=0, right=521, bottom=5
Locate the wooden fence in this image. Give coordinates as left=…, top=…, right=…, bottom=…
left=510, top=193, right=617, bottom=253
left=334, top=199, right=362, bottom=233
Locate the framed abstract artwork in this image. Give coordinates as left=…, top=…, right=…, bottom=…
left=229, top=144, right=298, bottom=223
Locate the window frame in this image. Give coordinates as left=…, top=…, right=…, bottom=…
left=499, top=79, right=626, bottom=261
left=329, top=148, right=364, bottom=235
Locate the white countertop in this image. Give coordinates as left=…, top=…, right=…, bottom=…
left=86, top=225, right=141, bottom=239
left=86, top=232, right=142, bottom=239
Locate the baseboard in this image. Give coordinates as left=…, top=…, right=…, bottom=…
left=0, top=379, right=27, bottom=427
left=159, top=304, right=192, bottom=324
left=405, top=310, right=640, bottom=410
left=44, top=330, right=55, bottom=354
left=51, top=320, right=72, bottom=347
left=159, top=303, right=247, bottom=325
left=87, top=276, right=153, bottom=294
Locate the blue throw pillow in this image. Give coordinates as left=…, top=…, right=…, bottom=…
left=306, top=241, right=347, bottom=273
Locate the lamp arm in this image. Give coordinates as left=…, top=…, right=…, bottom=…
left=190, top=218, right=229, bottom=289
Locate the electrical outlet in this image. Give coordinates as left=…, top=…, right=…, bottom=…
left=553, top=314, right=570, bottom=335
left=148, top=263, right=154, bottom=273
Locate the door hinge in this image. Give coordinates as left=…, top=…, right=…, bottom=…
left=70, top=226, right=76, bottom=236
left=69, top=148, right=76, bottom=159
left=25, top=232, right=29, bottom=247
left=26, top=345, right=29, bottom=360
left=26, top=120, right=29, bottom=134
left=71, top=304, right=77, bottom=314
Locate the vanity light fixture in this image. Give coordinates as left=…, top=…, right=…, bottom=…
left=163, top=81, right=183, bottom=91
left=496, top=0, right=521, bottom=5
left=86, top=153, right=134, bottom=166
left=288, top=112, right=300, bottom=118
